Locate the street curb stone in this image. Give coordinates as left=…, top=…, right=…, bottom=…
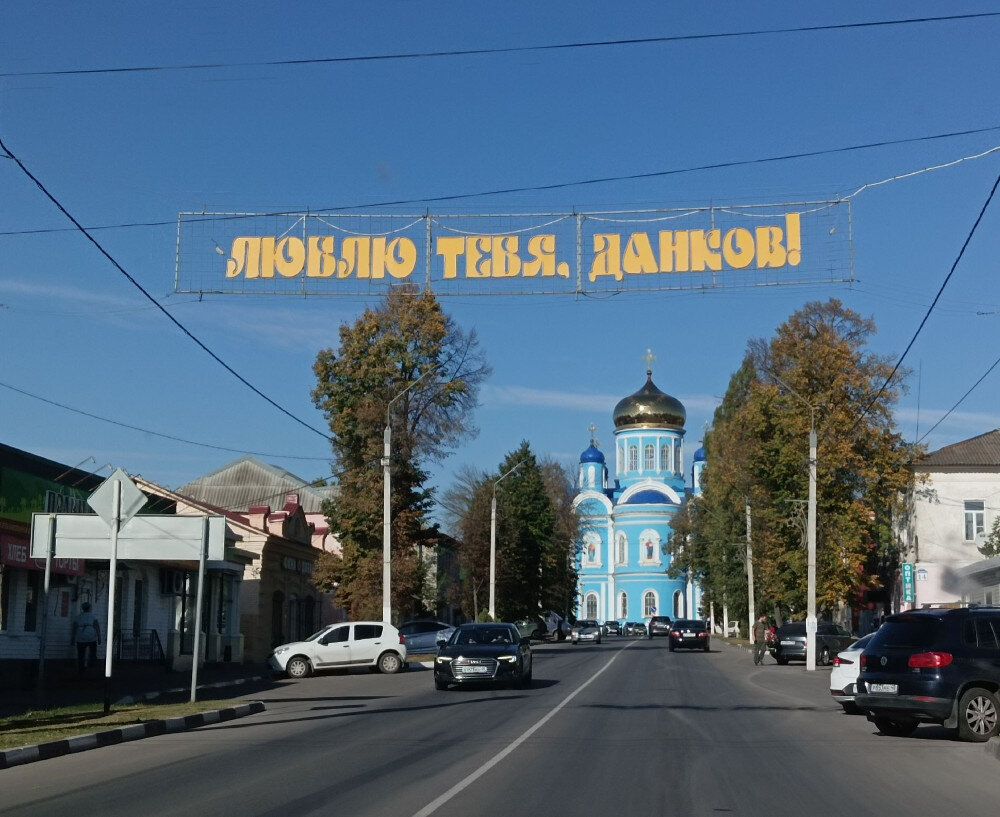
left=0, top=700, right=265, bottom=770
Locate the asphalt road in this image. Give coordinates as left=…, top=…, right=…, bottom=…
left=2, top=638, right=997, bottom=817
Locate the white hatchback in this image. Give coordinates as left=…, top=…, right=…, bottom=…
left=268, top=621, right=407, bottom=678
left=829, top=633, right=874, bottom=713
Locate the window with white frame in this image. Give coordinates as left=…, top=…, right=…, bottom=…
left=617, top=445, right=624, bottom=473
left=644, top=444, right=655, bottom=471
left=619, top=592, right=628, bottom=619
left=643, top=591, right=657, bottom=617
left=616, top=532, right=628, bottom=565
left=628, top=445, right=638, bottom=471
left=660, top=443, right=670, bottom=472
left=965, top=501, right=985, bottom=541
left=586, top=593, right=599, bottom=620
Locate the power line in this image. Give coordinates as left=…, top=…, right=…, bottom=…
left=915, top=356, right=1000, bottom=446
left=1, top=13, right=996, bottom=79
left=0, top=380, right=330, bottom=461
left=3, top=125, right=999, bottom=238
left=0, top=135, right=332, bottom=441
left=852, top=170, right=1000, bottom=436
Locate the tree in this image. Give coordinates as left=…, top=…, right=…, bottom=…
left=979, top=516, right=1000, bottom=558
left=310, top=285, right=490, bottom=621
left=443, top=443, right=579, bottom=621
left=671, top=299, right=919, bottom=622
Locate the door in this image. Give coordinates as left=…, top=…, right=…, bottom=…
left=351, top=624, right=385, bottom=665
left=313, top=624, right=351, bottom=667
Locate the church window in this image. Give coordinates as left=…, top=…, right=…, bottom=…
left=619, top=592, right=628, bottom=619
left=673, top=444, right=682, bottom=473
left=639, top=529, right=660, bottom=564
left=643, top=444, right=655, bottom=471
left=628, top=445, right=638, bottom=471
left=617, top=445, right=623, bottom=472
left=586, top=594, right=598, bottom=620
left=643, top=591, right=657, bottom=618
left=660, top=443, right=670, bottom=471
left=615, top=532, right=627, bottom=565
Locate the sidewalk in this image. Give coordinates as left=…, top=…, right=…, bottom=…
left=0, top=660, right=275, bottom=718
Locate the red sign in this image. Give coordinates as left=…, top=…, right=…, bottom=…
left=1, top=537, right=85, bottom=576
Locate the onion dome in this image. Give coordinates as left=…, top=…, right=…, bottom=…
left=580, top=444, right=605, bottom=464
left=613, top=373, right=686, bottom=430
left=693, top=447, right=707, bottom=463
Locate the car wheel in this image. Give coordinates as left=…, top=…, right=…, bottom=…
left=841, top=702, right=863, bottom=715
left=377, top=651, right=403, bottom=674
left=434, top=678, right=449, bottom=691
left=286, top=656, right=311, bottom=679
left=957, top=687, right=1000, bottom=742
left=703, top=642, right=710, bottom=652
left=820, top=647, right=831, bottom=666
left=595, top=636, right=601, bottom=644
left=873, top=716, right=918, bottom=737
left=776, top=656, right=789, bottom=665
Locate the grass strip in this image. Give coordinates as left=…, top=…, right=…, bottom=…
left=0, top=699, right=244, bottom=751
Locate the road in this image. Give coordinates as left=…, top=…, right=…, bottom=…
left=2, top=638, right=997, bottom=816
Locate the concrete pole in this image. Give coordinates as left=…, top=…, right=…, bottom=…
left=382, top=424, right=392, bottom=624
left=746, top=498, right=755, bottom=643
left=489, top=493, right=497, bottom=619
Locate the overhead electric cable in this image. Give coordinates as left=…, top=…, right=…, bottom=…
left=2, top=126, right=999, bottom=238
left=1, top=13, right=996, bottom=79
left=915, top=355, right=1000, bottom=446
left=0, top=135, right=331, bottom=441
left=0, top=380, right=330, bottom=460
left=851, top=170, right=1000, bottom=435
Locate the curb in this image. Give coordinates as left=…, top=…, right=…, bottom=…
left=114, top=674, right=269, bottom=706
left=0, top=700, right=265, bottom=770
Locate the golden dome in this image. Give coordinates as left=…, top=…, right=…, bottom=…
left=613, top=373, right=686, bottom=430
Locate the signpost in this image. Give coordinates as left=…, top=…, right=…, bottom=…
left=902, top=563, right=915, bottom=605
left=31, top=469, right=226, bottom=709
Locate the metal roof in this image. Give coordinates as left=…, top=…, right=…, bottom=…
left=177, top=456, right=336, bottom=514
left=917, top=428, right=1000, bottom=469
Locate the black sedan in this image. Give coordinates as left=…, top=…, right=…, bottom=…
left=668, top=619, right=710, bottom=651
left=433, top=623, right=532, bottom=690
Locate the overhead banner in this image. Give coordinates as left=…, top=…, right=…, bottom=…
left=175, top=201, right=852, bottom=297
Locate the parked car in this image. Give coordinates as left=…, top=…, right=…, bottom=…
left=602, top=621, right=621, bottom=636
left=399, top=620, right=456, bottom=653
left=625, top=621, right=647, bottom=637
left=647, top=615, right=673, bottom=638
left=514, top=617, right=545, bottom=640
left=434, top=622, right=532, bottom=690
left=570, top=619, right=602, bottom=644
left=668, top=619, right=710, bottom=651
left=855, top=607, right=1000, bottom=741
left=829, top=633, right=874, bottom=713
left=541, top=610, right=569, bottom=641
left=771, top=621, right=854, bottom=665
left=268, top=621, right=406, bottom=678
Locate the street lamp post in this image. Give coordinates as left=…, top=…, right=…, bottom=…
left=489, top=460, right=525, bottom=620
left=382, top=366, right=439, bottom=625
left=772, top=373, right=819, bottom=671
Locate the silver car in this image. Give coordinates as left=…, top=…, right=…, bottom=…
left=399, top=620, right=456, bottom=653
left=570, top=619, right=602, bottom=644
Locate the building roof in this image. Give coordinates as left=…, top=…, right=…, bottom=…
left=917, top=429, right=1000, bottom=469
left=178, top=456, right=336, bottom=513
left=612, top=373, right=686, bottom=431
left=580, top=444, right=605, bottom=464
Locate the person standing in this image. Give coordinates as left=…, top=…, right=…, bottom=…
left=752, top=614, right=768, bottom=666
left=72, top=602, right=101, bottom=674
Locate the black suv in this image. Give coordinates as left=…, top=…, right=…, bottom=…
left=647, top=616, right=673, bottom=638
left=855, top=607, right=1000, bottom=741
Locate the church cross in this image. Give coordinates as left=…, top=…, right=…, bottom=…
left=588, top=423, right=597, bottom=445
left=644, top=348, right=656, bottom=375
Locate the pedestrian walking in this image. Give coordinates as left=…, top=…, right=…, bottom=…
left=71, top=602, right=101, bottom=674
left=752, top=614, right=768, bottom=666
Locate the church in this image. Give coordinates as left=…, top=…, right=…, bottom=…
left=572, top=359, right=706, bottom=625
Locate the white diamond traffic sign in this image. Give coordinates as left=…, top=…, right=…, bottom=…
left=87, top=469, right=147, bottom=527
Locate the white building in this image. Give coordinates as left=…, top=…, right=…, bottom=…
left=896, top=429, right=1000, bottom=608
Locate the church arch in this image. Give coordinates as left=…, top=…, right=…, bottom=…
left=585, top=593, right=599, bottom=620
left=673, top=589, right=685, bottom=618
left=619, top=591, right=628, bottom=619
left=643, top=590, right=658, bottom=618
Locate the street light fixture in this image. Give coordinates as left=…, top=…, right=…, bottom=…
left=489, top=460, right=525, bottom=620
left=382, top=365, right=440, bottom=624
left=771, top=372, right=819, bottom=672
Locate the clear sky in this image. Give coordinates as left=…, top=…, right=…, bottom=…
left=3, top=3, right=999, bottom=529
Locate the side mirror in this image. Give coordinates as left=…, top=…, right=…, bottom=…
left=436, top=637, right=448, bottom=647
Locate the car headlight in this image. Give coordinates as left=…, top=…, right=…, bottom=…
left=497, top=654, right=517, bottom=663
left=436, top=655, right=452, bottom=663
left=273, top=646, right=290, bottom=656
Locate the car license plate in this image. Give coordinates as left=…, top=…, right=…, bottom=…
left=868, top=683, right=898, bottom=694
left=462, top=666, right=489, bottom=674
left=683, top=631, right=694, bottom=636
left=780, top=640, right=795, bottom=646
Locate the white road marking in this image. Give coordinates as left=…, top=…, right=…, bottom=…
left=411, top=643, right=634, bottom=817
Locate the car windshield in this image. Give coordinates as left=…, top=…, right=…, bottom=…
left=674, top=620, right=704, bottom=629
left=304, top=628, right=329, bottom=642
left=451, top=626, right=515, bottom=645
left=869, top=616, right=941, bottom=648
left=577, top=620, right=598, bottom=628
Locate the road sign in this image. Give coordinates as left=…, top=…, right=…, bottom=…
left=87, top=469, right=148, bottom=527
left=30, top=514, right=226, bottom=561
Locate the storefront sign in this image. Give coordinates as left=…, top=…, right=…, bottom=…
left=1, top=537, right=84, bottom=575
left=902, top=562, right=915, bottom=603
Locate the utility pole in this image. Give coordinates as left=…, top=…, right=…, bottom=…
left=746, top=497, right=754, bottom=644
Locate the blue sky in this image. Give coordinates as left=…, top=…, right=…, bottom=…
left=3, top=3, right=1000, bottom=529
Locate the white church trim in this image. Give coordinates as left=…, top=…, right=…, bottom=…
left=618, top=479, right=683, bottom=506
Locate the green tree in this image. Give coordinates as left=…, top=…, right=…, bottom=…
left=979, top=516, right=1000, bottom=558
left=310, top=285, right=490, bottom=621
left=671, top=299, right=918, bottom=621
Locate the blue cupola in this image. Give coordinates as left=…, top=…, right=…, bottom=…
left=578, top=427, right=608, bottom=491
